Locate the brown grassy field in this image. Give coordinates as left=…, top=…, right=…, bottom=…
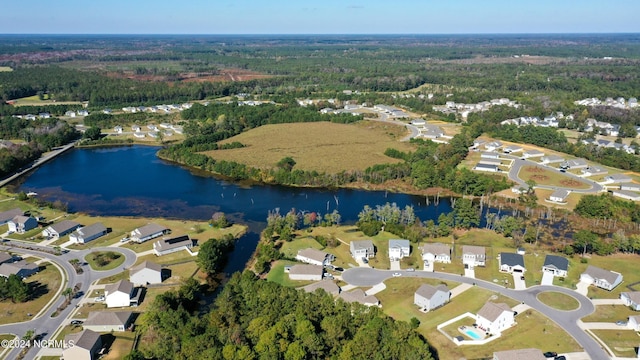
left=203, top=121, right=415, bottom=173
left=518, top=165, right=591, bottom=189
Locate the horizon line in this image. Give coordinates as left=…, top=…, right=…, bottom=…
left=1, top=32, right=639, bottom=36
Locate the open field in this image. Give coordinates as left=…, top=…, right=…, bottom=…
left=518, top=165, right=590, bottom=189
left=582, top=304, right=639, bottom=322
left=0, top=66, right=12, bottom=72
left=591, top=329, right=640, bottom=358
left=10, top=94, right=83, bottom=107
left=266, top=260, right=314, bottom=287
left=84, top=251, right=126, bottom=271
left=0, top=262, right=62, bottom=325
left=536, top=291, right=580, bottom=310
left=204, top=121, right=416, bottom=173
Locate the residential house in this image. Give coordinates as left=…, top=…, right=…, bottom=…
left=628, top=315, right=640, bottom=331
left=462, top=245, right=486, bottom=269
left=421, top=125, right=445, bottom=139
left=287, top=264, right=324, bottom=281
left=389, top=239, right=410, bottom=260
left=581, top=166, right=607, bottom=177
left=8, top=215, right=38, bottom=234
left=474, top=163, right=499, bottom=172
left=77, top=110, right=89, bottom=116
left=620, top=183, right=640, bottom=192
left=83, top=311, right=133, bottom=332
left=350, top=240, right=375, bottom=259
left=484, top=141, right=503, bottom=151
left=295, top=248, right=334, bottom=266
left=69, top=223, right=107, bottom=244
left=133, top=132, right=145, bottom=138
left=540, top=155, right=564, bottom=165
left=105, top=280, right=134, bottom=308
left=521, top=149, right=544, bottom=159
left=493, top=348, right=546, bottom=360
left=611, top=190, right=640, bottom=201
left=113, top=126, right=123, bottom=134
left=420, top=243, right=451, bottom=271
left=481, top=152, right=501, bottom=159
left=620, top=292, right=640, bottom=311
left=580, top=265, right=623, bottom=291
left=338, top=289, right=380, bottom=307
left=130, top=223, right=170, bottom=243
left=549, top=189, right=570, bottom=203
left=63, top=329, right=102, bottom=360
left=65, top=111, right=77, bottom=117
left=0, top=260, right=39, bottom=278
left=502, top=145, right=522, bottom=154
left=130, top=261, right=162, bottom=286
left=542, top=255, right=569, bottom=277
left=605, top=174, right=633, bottom=184
left=153, top=234, right=193, bottom=256
left=472, top=139, right=486, bottom=149
left=42, top=220, right=81, bottom=239
left=414, top=284, right=450, bottom=311
left=559, top=159, right=588, bottom=170
left=131, top=125, right=141, bottom=132
left=0, top=208, right=23, bottom=225
left=302, top=280, right=341, bottom=295
left=499, top=253, right=526, bottom=273
left=476, top=301, right=515, bottom=335
left=0, top=252, right=12, bottom=265
left=411, top=119, right=426, bottom=126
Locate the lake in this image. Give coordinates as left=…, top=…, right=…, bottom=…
left=16, top=146, right=454, bottom=273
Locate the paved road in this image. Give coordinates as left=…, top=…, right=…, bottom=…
left=506, top=156, right=604, bottom=194
left=342, top=268, right=609, bottom=360
left=0, top=240, right=137, bottom=360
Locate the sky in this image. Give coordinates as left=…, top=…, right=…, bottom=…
left=1, top=0, right=639, bottom=34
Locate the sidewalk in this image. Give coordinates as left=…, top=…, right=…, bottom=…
left=450, top=283, right=473, bottom=298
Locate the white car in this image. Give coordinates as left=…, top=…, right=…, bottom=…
left=95, top=296, right=105, bottom=302
left=392, top=272, right=402, bottom=277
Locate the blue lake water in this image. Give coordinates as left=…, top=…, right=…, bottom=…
left=16, top=146, right=454, bottom=273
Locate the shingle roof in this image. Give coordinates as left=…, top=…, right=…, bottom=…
left=622, top=292, right=640, bottom=304
left=65, top=329, right=101, bottom=350
left=583, top=265, right=621, bottom=285
left=0, top=260, right=38, bottom=277
left=0, top=253, right=12, bottom=264
left=130, top=260, right=162, bottom=275
left=289, top=264, right=324, bottom=276
left=302, top=280, right=340, bottom=295
left=389, top=239, right=410, bottom=249
left=134, top=223, right=168, bottom=238
left=477, top=302, right=513, bottom=322
left=499, top=253, right=524, bottom=268
left=351, top=240, right=374, bottom=251
left=48, top=220, right=81, bottom=234
left=0, top=208, right=23, bottom=224
left=153, top=235, right=191, bottom=252
left=543, top=255, right=569, bottom=271
left=462, top=245, right=485, bottom=257
left=420, top=243, right=451, bottom=256
left=72, top=223, right=106, bottom=239
left=338, top=289, right=379, bottom=305
left=105, top=280, right=133, bottom=295
left=84, top=311, right=132, bottom=327
left=415, top=284, right=449, bottom=300
left=297, top=248, right=330, bottom=263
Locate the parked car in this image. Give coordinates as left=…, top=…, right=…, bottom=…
left=361, top=257, right=368, bottom=264
left=120, top=237, right=130, bottom=243
left=406, top=268, right=415, bottom=272
left=70, top=320, right=83, bottom=325
left=616, top=320, right=627, bottom=326
left=333, top=267, right=344, bottom=272
left=392, top=272, right=402, bottom=277
left=95, top=296, right=105, bottom=302
left=554, top=356, right=566, bottom=360
left=543, top=351, right=557, bottom=358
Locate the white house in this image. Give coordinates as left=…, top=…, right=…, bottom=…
left=480, top=152, right=501, bottom=159
left=389, top=239, right=410, bottom=260
left=153, top=235, right=192, bottom=256
left=474, top=163, right=499, bottom=172
left=350, top=240, right=375, bottom=259
left=521, top=149, right=544, bottom=159
left=493, top=348, right=546, bottom=360
left=621, top=292, right=640, bottom=311
left=540, top=155, right=564, bottom=164
left=69, top=223, right=108, bottom=244
left=8, top=215, right=38, bottom=234
left=559, top=158, right=588, bottom=170
left=502, top=145, right=522, bottom=154
left=295, top=248, right=334, bottom=266
left=105, top=280, right=134, bottom=308
left=113, top=126, right=123, bottom=134
left=63, top=329, right=102, bottom=360
left=420, top=243, right=451, bottom=271
left=611, top=190, right=640, bottom=201
left=605, top=174, right=633, bottom=184
left=580, top=265, right=623, bottom=291
left=131, top=223, right=170, bottom=243
left=484, top=141, right=503, bottom=151
left=620, top=183, right=640, bottom=192
left=462, top=245, right=486, bottom=269
left=549, top=189, right=570, bottom=203
left=476, top=301, right=515, bottom=335
left=42, top=220, right=81, bottom=239
left=288, top=264, right=324, bottom=281
left=628, top=315, right=640, bottom=331
left=130, top=260, right=162, bottom=286
left=499, top=253, right=525, bottom=273
left=542, top=255, right=568, bottom=277
left=83, top=311, right=133, bottom=332
left=414, top=284, right=450, bottom=311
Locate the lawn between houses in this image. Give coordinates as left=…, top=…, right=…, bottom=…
left=204, top=121, right=416, bottom=174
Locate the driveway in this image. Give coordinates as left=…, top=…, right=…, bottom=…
left=464, top=268, right=475, bottom=278
left=541, top=271, right=555, bottom=286
left=575, top=280, right=590, bottom=296
left=513, top=273, right=527, bottom=290
left=389, top=259, right=401, bottom=271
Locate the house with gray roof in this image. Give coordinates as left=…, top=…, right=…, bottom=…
left=542, top=255, right=569, bottom=277
left=499, top=253, right=525, bottom=273
left=295, top=248, right=334, bottom=266
left=105, top=280, right=134, bottom=308
left=604, top=174, right=633, bottom=184
left=521, top=149, right=544, bottom=159
left=389, top=239, right=410, bottom=260
left=350, top=240, right=375, bottom=259
left=338, top=289, right=379, bottom=307
left=502, top=145, right=522, bottom=154
left=559, top=158, right=588, bottom=170
left=474, top=163, right=499, bottom=172
left=8, top=215, right=37, bottom=234
left=0, top=252, right=13, bottom=265
left=420, top=243, right=451, bottom=271
left=153, top=234, right=193, bottom=256
left=620, top=183, right=640, bottom=192
left=493, top=348, right=545, bottom=360
left=549, top=189, right=570, bottom=203
left=414, top=284, right=450, bottom=311
left=0, top=208, right=23, bottom=225
left=42, top=220, right=81, bottom=239
left=621, top=291, right=640, bottom=311
left=462, top=245, right=486, bottom=269
left=302, top=279, right=341, bottom=295
left=130, top=223, right=170, bottom=243
left=580, top=265, right=623, bottom=291
left=83, top=311, right=133, bottom=332
left=288, top=264, right=324, bottom=281
left=611, top=189, right=640, bottom=201
left=69, top=223, right=108, bottom=244
left=476, top=301, right=515, bottom=335
left=0, top=260, right=39, bottom=278
left=628, top=315, right=640, bottom=331
left=540, top=155, right=564, bottom=164
left=130, top=260, right=162, bottom=286
left=63, top=329, right=102, bottom=360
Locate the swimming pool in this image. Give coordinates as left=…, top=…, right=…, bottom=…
left=464, top=329, right=482, bottom=340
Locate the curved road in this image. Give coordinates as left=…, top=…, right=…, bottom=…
left=0, top=240, right=137, bottom=360
left=342, top=268, right=608, bottom=360
left=506, top=156, right=604, bottom=194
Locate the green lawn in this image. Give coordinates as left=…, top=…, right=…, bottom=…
left=102, top=331, right=136, bottom=360
left=96, top=271, right=129, bottom=285
left=578, top=254, right=640, bottom=299
left=54, top=325, right=83, bottom=341
left=591, top=329, right=640, bottom=358
left=280, top=236, right=324, bottom=259
left=84, top=251, right=126, bottom=271
left=582, top=305, right=640, bottom=322
left=536, top=291, right=580, bottom=311
left=266, top=260, right=314, bottom=288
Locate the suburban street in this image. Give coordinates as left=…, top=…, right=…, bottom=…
left=342, top=267, right=609, bottom=360
left=506, top=156, right=605, bottom=194
left=0, top=240, right=137, bottom=360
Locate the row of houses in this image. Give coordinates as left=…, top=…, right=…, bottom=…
left=433, top=98, right=519, bottom=118
left=581, top=137, right=636, bottom=154
left=575, top=97, right=638, bottom=109
left=121, top=103, right=193, bottom=114
left=64, top=110, right=90, bottom=117
left=0, top=253, right=40, bottom=278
